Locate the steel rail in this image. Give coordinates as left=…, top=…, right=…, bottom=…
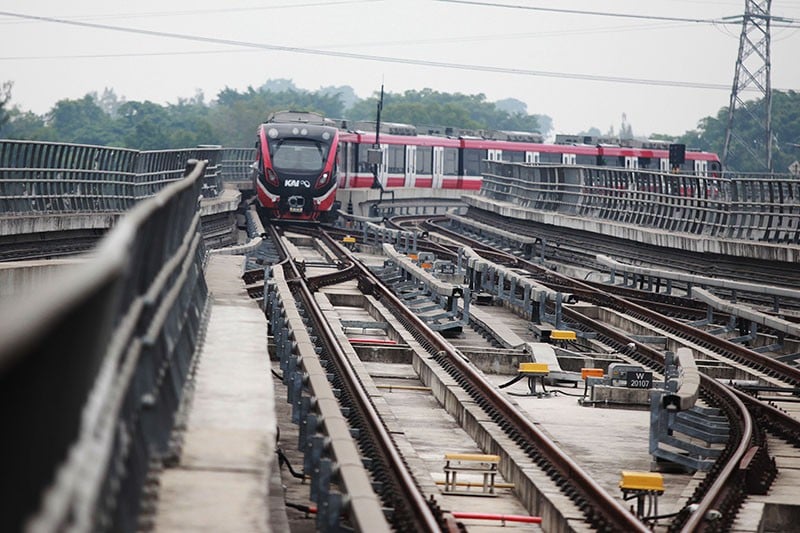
left=269, top=261, right=391, bottom=532
left=272, top=225, right=445, bottom=532
left=421, top=215, right=776, bottom=530
left=428, top=215, right=800, bottom=387
left=315, top=228, right=649, bottom=532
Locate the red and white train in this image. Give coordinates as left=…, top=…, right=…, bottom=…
left=337, top=125, right=721, bottom=192
left=252, top=112, right=722, bottom=221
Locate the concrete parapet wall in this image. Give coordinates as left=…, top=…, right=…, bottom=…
left=0, top=258, right=87, bottom=297
left=338, top=188, right=472, bottom=218
left=199, top=189, right=241, bottom=216
left=465, top=195, right=800, bottom=263
left=0, top=189, right=240, bottom=238
left=0, top=213, right=118, bottom=236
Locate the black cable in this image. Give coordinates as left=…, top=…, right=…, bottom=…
left=285, top=501, right=316, bottom=515
left=550, top=388, right=586, bottom=398
left=498, top=373, right=525, bottom=389
left=277, top=448, right=305, bottom=479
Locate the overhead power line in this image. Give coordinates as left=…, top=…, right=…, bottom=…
left=0, top=10, right=786, bottom=92
left=434, top=0, right=800, bottom=28
left=0, top=1, right=381, bottom=25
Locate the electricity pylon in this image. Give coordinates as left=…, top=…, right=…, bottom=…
left=722, top=0, right=773, bottom=172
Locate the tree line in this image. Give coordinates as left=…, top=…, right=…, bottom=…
left=1, top=79, right=798, bottom=172
left=0, top=79, right=549, bottom=151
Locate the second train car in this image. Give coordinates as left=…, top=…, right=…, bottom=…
left=337, top=125, right=721, bottom=191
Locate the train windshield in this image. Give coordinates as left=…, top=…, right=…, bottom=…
left=270, top=139, right=327, bottom=173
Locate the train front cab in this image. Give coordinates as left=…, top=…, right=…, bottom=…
left=254, top=123, right=339, bottom=221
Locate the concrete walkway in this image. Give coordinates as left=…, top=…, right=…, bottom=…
left=153, top=255, right=276, bottom=532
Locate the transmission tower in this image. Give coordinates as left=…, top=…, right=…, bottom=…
left=722, top=0, right=772, bottom=172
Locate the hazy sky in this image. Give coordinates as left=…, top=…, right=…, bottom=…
left=2, top=1, right=799, bottom=138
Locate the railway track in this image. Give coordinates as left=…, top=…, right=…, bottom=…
left=461, top=208, right=800, bottom=292
left=263, top=224, right=448, bottom=532
left=413, top=213, right=800, bottom=531
left=253, top=221, right=652, bottom=531
left=249, top=206, right=800, bottom=531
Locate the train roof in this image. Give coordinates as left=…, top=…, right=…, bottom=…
left=266, top=110, right=337, bottom=126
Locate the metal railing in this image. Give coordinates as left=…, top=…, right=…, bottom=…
left=220, top=147, right=255, bottom=182
left=0, top=140, right=223, bottom=216
left=0, top=160, right=209, bottom=532
left=481, top=161, right=800, bottom=245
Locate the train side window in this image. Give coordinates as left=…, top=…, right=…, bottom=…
left=540, top=152, right=560, bottom=164
left=507, top=151, right=525, bottom=163
left=462, top=149, right=483, bottom=175
left=357, top=145, right=372, bottom=173
left=387, top=145, right=405, bottom=173
left=443, top=148, right=459, bottom=176
left=254, top=141, right=264, bottom=173
left=416, top=146, right=433, bottom=174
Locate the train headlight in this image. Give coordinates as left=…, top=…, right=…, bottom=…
left=317, top=172, right=330, bottom=188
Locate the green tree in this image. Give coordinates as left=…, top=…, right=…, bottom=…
left=495, top=97, right=527, bottom=115
left=678, top=90, right=800, bottom=172
left=166, top=97, right=217, bottom=148
left=209, top=85, right=346, bottom=146
left=346, top=88, right=549, bottom=135
left=48, top=95, right=117, bottom=145
left=117, top=101, right=171, bottom=149
left=1, top=109, right=49, bottom=140
left=318, top=85, right=359, bottom=110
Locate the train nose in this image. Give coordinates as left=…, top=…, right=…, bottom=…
left=288, top=195, right=305, bottom=213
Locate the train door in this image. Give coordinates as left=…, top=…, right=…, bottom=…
left=660, top=158, right=669, bottom=172
left=378, top=144, right=388, bottom=187
left=487, top=149, right=503, bottom=162
left=694, top=159, right=708, bottom=176
left=625, top=156, right=639, bottom=169
left=526, top=152, right=540, bottom=164
left=405, top=145, right=416, bottom=187
left=562, top=153, right=576, bottom=165
left=433, top=146, right=444, bottom=188
left=341, top=142, right=353, bottom=188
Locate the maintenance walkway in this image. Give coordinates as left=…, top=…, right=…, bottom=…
left=152, top=254, right=279, bottom=532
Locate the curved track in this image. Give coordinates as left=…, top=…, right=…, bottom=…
left=413, top=214, right=800, bottom=531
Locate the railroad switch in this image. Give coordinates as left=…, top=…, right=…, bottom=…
left=580, top=367, right=604, bottom=398
left=530, top=325, right=577, bottom=345
left=619, top=470, right=664, bottom=521
left=499, top=363, right=550, bottom=397
left=341, top=235, right=356, bottom=250
left=548, top=329, right=577, bottom=341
